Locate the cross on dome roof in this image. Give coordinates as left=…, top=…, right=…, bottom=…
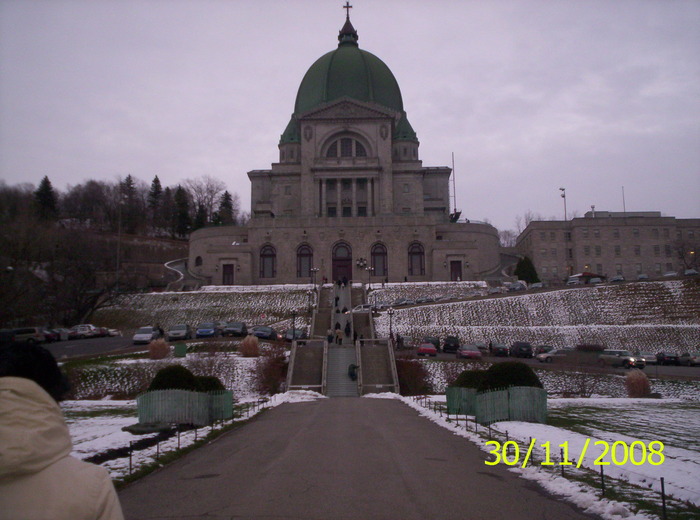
left=338, top=1, right=358, bottom=46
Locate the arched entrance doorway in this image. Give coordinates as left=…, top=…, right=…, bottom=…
left=332, top=242, right=352, bottom=282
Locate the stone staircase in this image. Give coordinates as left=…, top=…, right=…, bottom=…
left=325, top=346, right=359, bottom=397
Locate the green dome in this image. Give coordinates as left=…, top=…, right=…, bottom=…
left=281, top=17, right=417, bottom=145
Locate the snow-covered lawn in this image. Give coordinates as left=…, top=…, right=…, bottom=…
left=372, top=394, right=700, bottom=520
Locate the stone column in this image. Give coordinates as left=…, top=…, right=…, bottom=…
left=336, top=179, right=341, bottom=216
left=320, top=179, right=326, bottom=217
left=368, top=178, right=373, bottom=216
left=352, top=179, right=357, bottom=216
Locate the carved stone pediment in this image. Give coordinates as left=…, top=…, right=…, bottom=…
left=300, top=97, right=395, bottom=121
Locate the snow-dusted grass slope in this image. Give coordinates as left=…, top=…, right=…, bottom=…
left=93, top=285, right=313, bottom=333
left=369, top=280, right=488, bottom=304
left=375, top=280, right=700, bottom=352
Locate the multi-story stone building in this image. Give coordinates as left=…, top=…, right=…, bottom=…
left=516, top=211, right=700, bottom=284
left=188, top=13, right=502, bottom=286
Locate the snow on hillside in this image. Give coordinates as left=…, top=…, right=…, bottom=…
left=375, top=280, right=700, bottom=352
left=94, top=287, right=313, bottom=333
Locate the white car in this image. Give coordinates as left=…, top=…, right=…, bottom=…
left=132, top=326, right=162, bottom=345
left=352, top=304, right=374, bottom=313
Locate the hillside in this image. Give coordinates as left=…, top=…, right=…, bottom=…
left=93, top=285, right=314, bottom=333
left=373, top=279, right=700, bottom=353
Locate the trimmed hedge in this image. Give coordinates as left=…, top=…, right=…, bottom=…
left=196, top=376, right=226, bottom=392
left=148, top=365, right=200, bottom=391
left=477, top=362, right=543, bottom=392
left=451, top=370, right=486, bottom=389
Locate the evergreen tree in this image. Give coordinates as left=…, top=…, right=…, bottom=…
left=160, top=186, right=174, bottom=236
left=34, top=176, right=58, bottom=221
left=173, top=185, right=191, bottom=238
left=192, top=203, right=207, bottom=231
left=147, top=175, right=163, bottom=232
left=120, top=174, right=140, bottom=234
left=217, top=190, right=235, bottom=225
left=514, top=256, right=540, bottom=284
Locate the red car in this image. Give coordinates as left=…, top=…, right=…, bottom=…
left=456, top=344, right=483, bottom=360
left=416, top=342, right=438, bottom=357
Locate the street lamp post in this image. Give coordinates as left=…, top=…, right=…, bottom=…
left=365, top=266, right=374, bottom=290
left=387, top=307, right=395, bottom=343
left=310, top=267, right=319, bottom=288
left=291, top=311, right=297, bottom=343
left=559, top=187, right=567, bottom=221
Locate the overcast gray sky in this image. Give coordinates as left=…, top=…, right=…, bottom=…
left=1, top=0, right=698, bottom=231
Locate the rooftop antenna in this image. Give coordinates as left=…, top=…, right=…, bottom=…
left=622, top=186, right=626, bottom=215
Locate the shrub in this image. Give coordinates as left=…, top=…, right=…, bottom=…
left=148, top=339, right=170, bottom=360
left=196, top=375, right=226, bottom=392
left=395, top=359, right=432, bottom=396
left=148, top=365, right=200, bottom=391
left=451, top=369, right=486, bottom=389
left=239, top=335, right=260, bottom=357
left=256, top=345, right=288, bottom=395
left=477, top=362, right=543, bottom=392
left=625, top=369, right=651, bottom=398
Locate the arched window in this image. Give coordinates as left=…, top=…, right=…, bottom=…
left=326, top=137, right=368, bottom=158
left=194, top=256, right=203, bottom=267
left=297, top=244, right=313, bottom=278
left=408, top=242, right=425, bottom=276
left=260, top=245, right=276, bottom=278
left=371, top=243, right=388, bottom=277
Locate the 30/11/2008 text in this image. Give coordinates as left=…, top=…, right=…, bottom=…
left=484, top=439, right=665, bottom=468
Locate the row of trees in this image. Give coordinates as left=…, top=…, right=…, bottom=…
left=1, top=174, right=247, bottom=238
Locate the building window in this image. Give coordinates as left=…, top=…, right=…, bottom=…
left=542, top=266, right=548, bottom=275
left=654, top=245, right=660, bottom=256
left=327, top=206, right=337, bottom=217
left=371, top=243, right=388, bottom=277
left=342, top=206, right=352, bottom=217
left=613, top=229, right=620, bottom=239
left=594, top=229, right=600, bottom=239
left=596, top=264, right=603, bottom=273
left=540, top=248, right=548, bottom=257
left=614, top=245, right=621, bottom=257
left=655, top=263, right=662, bottom=274
left=583, top=246, right=590, bottom=256
left=615, top=264, right=622, bottom=274
left=633, top=228, right=640, bottom=238
left=326, top=137, right=367, bottom=158
left=260, top=245, right=276, bottom=278
left=582, top=228, right=589, bottom=239
left=540, top=232, right=546, bottom=241
left=565, top=232, right=572, bottom=242
left=403, top=184, right=410, bottom=193
left=665, top=245, right=672, bottom=257
left=595, top=246, right=601, bottom=257
left=296, top=245, right=313, bottom=278
left=636, top=263, right=643, bottom=274
left=550, top=231, right=556, bottom=241
left=666, top=262, right=673, bottom=272
left=284, top=185, right=291, bottom=195
left=357, top=206, right=367, bottom=217
left=652, top=229, right=659, bottom=239
left=552, top=266, right=558, bottom=276
left=634, top=245, right=641, bottom=256
left=663, top=228, right=670, bottom=238
left=567, top=249, right=573, bottom=259
left=551, top=249, right=557, bottom=257
left=689, top=231, right=695, bottom=239
left=408, top=242, right=425, bottom=276
left=195, top=256, right=203, bottom=267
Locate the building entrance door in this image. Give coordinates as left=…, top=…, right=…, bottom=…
left=450, top=261, right=463, bottom=281
left=222, top=264, right=234, bottom=285
left=332, top=242, right=352, bottom=282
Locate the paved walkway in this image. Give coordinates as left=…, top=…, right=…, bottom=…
left=118, top=398, right=599, bottom=520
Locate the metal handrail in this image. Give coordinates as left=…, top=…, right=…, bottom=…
left=355, top=339, right=363, bottom=396
left=321, top=340, right=328, bottom=396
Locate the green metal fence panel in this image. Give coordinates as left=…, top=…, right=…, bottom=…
left=208, top=390, right=234, bottom=421
left=173, top=343, right=187, bottom=358
left=137, top=389, right=233, bottom=426
left=475, top=386, right=547, bottom=426
left=446, top=387, right=478, bottom=415
left=446, top=387, right=461, bottom=414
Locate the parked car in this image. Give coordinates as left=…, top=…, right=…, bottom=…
left=70, top=324, right=99, bottom=339
left=352, top=304, right=374, bottom=313
left=566, top=276, right=583, bottom=285
left=195, top=322, right=223, bottom=339
left=679, top=352, right=700, bottom=366
left=529, top=282, right=545, bottom=289
left=132, top=326, right=162, bottom=345
left=490, top=343, right=509, bottom=356
left=222, top=321, right=248, bottom=337
left=637, top=274, right=649, bottom=281
left=456, top=344, right=482, bottom=360
left=283, top=328, right=308, bottom=341
left=53, top=328, right=71, bottom=341
left=442, top=336, right=461, bottom=353
left=610, top=275, right=625, bottom=283
left=534, top=345, right=554, bottom=355
left=684, top=268, right=699, bottom=276
left=422, top=336, right=440, bottom=351
left=536, top=348, right=572, bottom=363
left=598, top=349, right=645, bottom=369
left=656, top=351, right=680, bottom=366
left=473, top=342, right=489, bottom=355
left=42, top=329, right=60, bottom=343
left=12, top=327, right=46, bottom=345
left=589, top=277, right=604, bottom=285
left=636, top=351, right=657, bottom=365
left=509, top=341, right=533, bottom=358
left=507, top=282, right=526, bottom=292
left=167, top=324, right=192, bottom=341
left=415, top=297, right=435, bottom=304
left=251, top=326, right=279, bottom=341
left=416, top=342, right=438, bottom=357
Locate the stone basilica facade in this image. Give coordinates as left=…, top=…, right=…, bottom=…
left=188, top=14, right=502, bottom=286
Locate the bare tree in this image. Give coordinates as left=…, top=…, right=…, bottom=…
left=499, top=229, right=518, bottom=247
left=185, top=175, right=227, bottom=223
